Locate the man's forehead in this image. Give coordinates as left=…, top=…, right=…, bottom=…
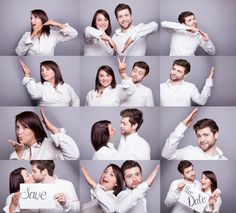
left=117, top=9, right=131, bottom=16
left=124, top=166, right=141, bottom=175
left=196, top=127, right=212, bottom=134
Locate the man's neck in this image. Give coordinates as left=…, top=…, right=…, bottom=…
left=169, top=79, right=183, bottom=86
left=184, top=179, right=194, bottom=185
left=204, top=145, right=218, bottom=157
left=41, top=175, right=56, bottom=183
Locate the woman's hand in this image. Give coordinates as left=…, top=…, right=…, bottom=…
left=9, top=192, right=20, bottom=213
left=81, top=164, right=97, bottom=189
left=9, top=140, right=24, bottom=159
left=117, top=56, right=128, bottom=80
left=101, top=34, right=118, bottom=54
left=40, top=107, right=59, bottom=134
left=19, top=60, right=31, bottom=77
left=43, top=19, right=65, bottom=29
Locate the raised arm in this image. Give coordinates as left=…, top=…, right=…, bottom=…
left=161, top=108, right=199, bottom=159
left=199, top=30, right=216, bottom=55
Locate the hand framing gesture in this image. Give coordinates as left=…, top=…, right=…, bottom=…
left=81, top=164, right=97, bottom=189
left=19, top=60, right=31, bottom=77
left=182, top=108, right=199, bottom=127
left=40, top=107, right=59, bottom=134
left=208, top=66, right=215, bottom=79
left=122, top=37, right=134, bottom=53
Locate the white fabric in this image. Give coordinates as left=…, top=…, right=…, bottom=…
left=160, top=79, right=213, bottom=106
left=3, top=178, right=80, bottom=213
left=204, top=190, right=222, bottom=213
left=161, top=122, right=228, bottom=160
left=112, top=22, right=158, bottom=56
left=118, top=132, right=150, bottom=160
left=15, top=23, right=78, bottom=56
left=121, top=83, right=154, bottom=107
left=92, top=143, right=122, bottom=160
left=165, top=179, right=201, bottom=213
left=85, top=78, right=135, bottom=106
left=84, top=26, right=114, bottom=56
left=9, top=128, right=80, bottom=160
left=161, top=21, right=215, bottom=56
left=116, top=182, right=149, bottom=213
left=22, top=77, right=80, bottom=106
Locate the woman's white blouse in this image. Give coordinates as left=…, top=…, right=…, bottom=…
left=85, top=78, right=135, bottom=106
left=84, top=26, right=114, bottom=56
left=22, top=77, right=80, bottom=106
left=15, top=23, right=78, bottom=56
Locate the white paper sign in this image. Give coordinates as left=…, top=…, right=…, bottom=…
left=20, top=184, right=57, bottom=209
left=178, top=185, right=209, bottom=213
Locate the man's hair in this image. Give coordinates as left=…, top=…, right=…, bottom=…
left=202, top=171, right=217, bottom=192
left=120, top=108, right=143, bottom=131
left=172, top=59, right=191, bottom=75
left=121, top=160, right=142, bottom=177
left=91, top=120, right=111, bottom=151
left=40, top=60, right=64, bottom=86
left=132, top=61, right=150, bottom=76
left=193, top=118, right=219, bottom=134
left=114, top=3, right=132, bottom=18
left=16, top=111, right=47, bottom=144
left=30, top=160, right=55, bottom=176
left=178, top=11, right=195, bottom=24
left=177, top=160, right=193, bottom=175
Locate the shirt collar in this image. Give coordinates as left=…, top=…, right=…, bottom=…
left=122, top=132, right=138, bottom=141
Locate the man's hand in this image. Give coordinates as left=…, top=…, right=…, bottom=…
left=186, top=26, right=199, bottom=34
left=117, top=56, right=128, bottom=80
left=54, top=193, right=66, bottom=206
left=122, top=37, right=133, bottom=53
left=177, top=182, right=186, bottom=192
left=146, top=164, right=160, bottom=187
left=208, top=67, right=215, bottom=79
left=199, top=30, right=209, bottom=42
left=182, top=108, right=199, bottom=127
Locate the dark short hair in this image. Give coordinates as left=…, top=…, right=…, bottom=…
left=95, top=65, right=116, bottom=91
left=132, top=61, right=150, bottom=76
left=193, top=118, right=219, bottom=134
left=120, top=108, right=143, bottom=131
left=16, top=111, right=47, bottom=144
left=202, top=171, right=217, bottom=192
left=30, top=160, right=55, bottom=176
left=172, top=59, right=191, bottom=75
left=114, top=3, right=132, bottom=18
left=31, top=9, right=50, bottom=36
left=40, top=60, right=64, bottom=86
left=103, top=164, right=124, bottom=196
left=121, top=160, right=142, bottom=178
left=177, top=160, right=193, bottom=175
left=91, top=9, right=112, bottom=36
left=178, top=11, right=195, bottom=24
left=91, top=120, right=111, bottom=151
left=9, top=167, right=26, bottom=194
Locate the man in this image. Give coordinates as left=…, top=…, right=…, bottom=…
left=30, top=160, right=80, bottom=212
left=165, top=161, right=220, bottom=213
left=112, top=3, right=158, bottom=56
left=162, top=108, right=228, bottom=160
left=121, top=61, right=154, bottom=106
left=160, top=59, right=214, bottom=106
left=116, top=160, right=160, bottom=213
left=118, top=108, right=151, bottom=160
left=161, top=11, right=215, bottom=56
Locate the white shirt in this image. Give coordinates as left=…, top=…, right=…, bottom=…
left=3, top=178, right=80, bottom=213
left=165, top=179, right=201, bottom=213
left=85, top=78, right=135, bottom=106
left=84, top=26, right=114, bottom=56
left=22, top=77, right=80, bottom=106
left=92, top=143, right=122, bottom=160
left=15, top=23, right=78, bottom=56
left=204, top=190, right=222, bottom=213
left=9, top=128, right=80, bottom=160
left=112, top=22, right=158, bottom=56
left=116, top=182, right=149, bottom=213
left=118, top=132, right=151, bottom=160
left=161, top=21, right=215, bottom=56
left=160, top=79, right=213, bottom=106
left=162, top=122, right=228, bottom=160
left=121, top=83, right=154, bottom=107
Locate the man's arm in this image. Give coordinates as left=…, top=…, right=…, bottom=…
left=191, top=67, right=214, bottom=105
left=199, top=30, right=216, bottom=55
left=161, top=108, right=198, bottom=160
left=161, top=21, right=187, bottom=33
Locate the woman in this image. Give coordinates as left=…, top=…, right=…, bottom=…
left=91, top=120, right=121, bottom=160
left=201, top=171, right=222, bottom=213
left=15, top=9, right=78, bottom=56
left=85, top=59, right=135, bottom=106
left=20, top=60, right=80, bottom=106
left=84, top=9, right=117, bottom=56
left=8, top=108, right=79, bottom=160
left=81, top=164, right=124, bottom=213
left=3, top=167, right=35, bottom=213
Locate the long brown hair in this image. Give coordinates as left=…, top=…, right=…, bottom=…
left=31, top=9, right=50, bottom=36
left=9, top=167, right=26, bottom=194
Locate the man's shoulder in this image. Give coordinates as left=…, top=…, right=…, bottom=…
left=56, top=178, right=73, bottom=186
